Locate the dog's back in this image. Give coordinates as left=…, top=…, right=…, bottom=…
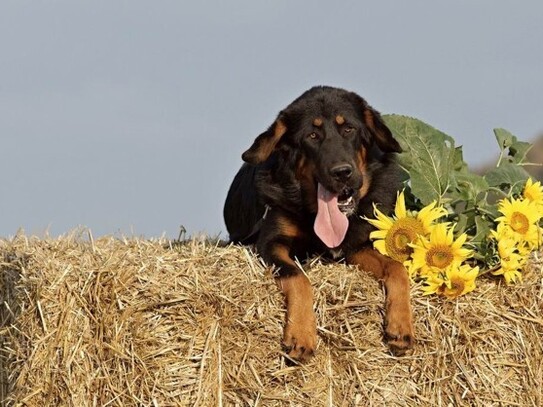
left=223, top=163, right=265, bottom=244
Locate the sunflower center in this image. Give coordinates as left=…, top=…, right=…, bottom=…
left=384, top=218, right=424, bottom=262
left=425, top=246, right=454, bottom=269
left=510, top=211, right=529, bottom=234
left=444, top=277, right=465, bottom=298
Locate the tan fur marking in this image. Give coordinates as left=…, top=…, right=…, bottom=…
left=255, top=119, right=287, bottom=162
left=278, top=272, right=317, bottom=360
left=356, top=149, right=372, bottom=199
left=347, top=248, right=414, bottom=355
left=274, top=119, right=287, bottom=138
left=312, top=117, right=323, bottom=127
left=363, top=109, right=375, bottom=130
left=277, top=216, right=302, bottom=238
left=279, top=274, right=313, bottom=326
left=347, top=249, right=385, bottom=278
left=278, top=272, right=312, bottom=297
left=335, top=115, right=345, bottom=125
left=272, top=244, right=297, bottom=268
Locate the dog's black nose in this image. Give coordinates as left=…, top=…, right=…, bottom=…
left=330, top=164, right=353, bottom=182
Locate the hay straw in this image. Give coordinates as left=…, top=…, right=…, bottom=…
left=1, top=231, right=542, bottom=406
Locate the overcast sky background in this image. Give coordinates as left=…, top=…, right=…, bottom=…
left=1, top=1, right=542, bottom=239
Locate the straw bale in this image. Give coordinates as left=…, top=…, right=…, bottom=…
left=1, top=232, right=542, bottom=406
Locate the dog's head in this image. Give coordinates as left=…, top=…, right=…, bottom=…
left=242, top=86, right=401, bottom=217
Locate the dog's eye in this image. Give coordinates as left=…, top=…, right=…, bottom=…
left=344, top=126, right=355, bottom=134
left=307, top=132, right=319, bottom=141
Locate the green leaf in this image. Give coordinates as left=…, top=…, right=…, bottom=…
left=453, top=172, right=489, bottom=202
left=509, top=140, right=532, bottom=164
left=455, top=213, right=469, bottom=235
left=494, top=128, right=533, bottom=165
left=384, top=115, right=456, bottom=205
left=484, top=161, right=530, bottom=194
left=453, top=146, right=468, bottom=172
left=494, top=128, right=515, bottom=150
left=471, top=215, right=493, bottom=248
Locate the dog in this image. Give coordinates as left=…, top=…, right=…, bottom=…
left=223, top=86, right=414, bottom=360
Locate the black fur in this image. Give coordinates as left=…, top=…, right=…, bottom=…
left=224, top=86, right=403, bottom=275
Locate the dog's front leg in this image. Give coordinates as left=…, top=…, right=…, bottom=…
left=347, top=248, right=414, bottom=355
left=258, top=219, right=317, bottom=361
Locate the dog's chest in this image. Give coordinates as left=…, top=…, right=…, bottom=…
left=328, top=248, right=344, bottom=259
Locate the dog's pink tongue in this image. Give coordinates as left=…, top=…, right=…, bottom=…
left=314, top=183, right=349, bottom=248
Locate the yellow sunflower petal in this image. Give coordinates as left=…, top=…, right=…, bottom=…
left=370, top=230, right=389, bottom=240
left=417, top=201, right=448, bottom=232
left=373, top=239, right=388, bottom=256
left=452, top=231, right=468, bottom=248
left=366, top=205, right=394, bottom=230
left=421, top=274, right=446, bottom=296
left=523, top=178, right=543, bottom=206
left=394, top=191, right=407, bottom=219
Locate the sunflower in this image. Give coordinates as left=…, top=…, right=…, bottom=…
left=490, top=230, right=532, bottom=259
left=421, top=264, right=478, bottom=298
left=492, top=222, right=539, bottom=253
left=366, top=191, right=447, bottom=263
left=523, top=178, right=543, bottom=210
left=492, top=261, right=524, bottom=284
left=441, top=264, right=479, bottom=298
left=502, top=267, right=523, bottom=284
left=410, top=223, right=472, bottom=277
left=489, top=232, right=527, bottom=284
left=421, top=272, right=446, bottom=296
left=496, top=197, right=541, bottom=249
left=497, top=238, right=527, bottom=267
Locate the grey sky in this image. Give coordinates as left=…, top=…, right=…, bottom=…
left=1, top=1, right=542, bottom=239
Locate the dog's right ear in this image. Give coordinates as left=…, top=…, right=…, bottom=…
left=242, top=119, right=287, bottom=165
left=362, top=108, right=402, bottom=153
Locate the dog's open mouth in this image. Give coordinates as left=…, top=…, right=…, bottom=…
left=337, top=187, right=356, bottom=214
left=314, top=184, right=357, bottom=249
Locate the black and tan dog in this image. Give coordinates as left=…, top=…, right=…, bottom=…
left=224, top=86, right=413, bottom=360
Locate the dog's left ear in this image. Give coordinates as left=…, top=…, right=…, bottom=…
left=242, top=119, right=288, bottom=165
left=363, top=107, right=402, bottom=153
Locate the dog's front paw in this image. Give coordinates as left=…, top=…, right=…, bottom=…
left=282, top=312, right=317, bottom=361
left=385, top=311, right=414, bottom=356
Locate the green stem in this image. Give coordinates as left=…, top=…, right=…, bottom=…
left=478, top=264, right=500, bottom=277
left=496, top=148, right=505, bottom=167
left=486, top=187, right=509, bottom=198
left=458, top=206, right=496, bottom=218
